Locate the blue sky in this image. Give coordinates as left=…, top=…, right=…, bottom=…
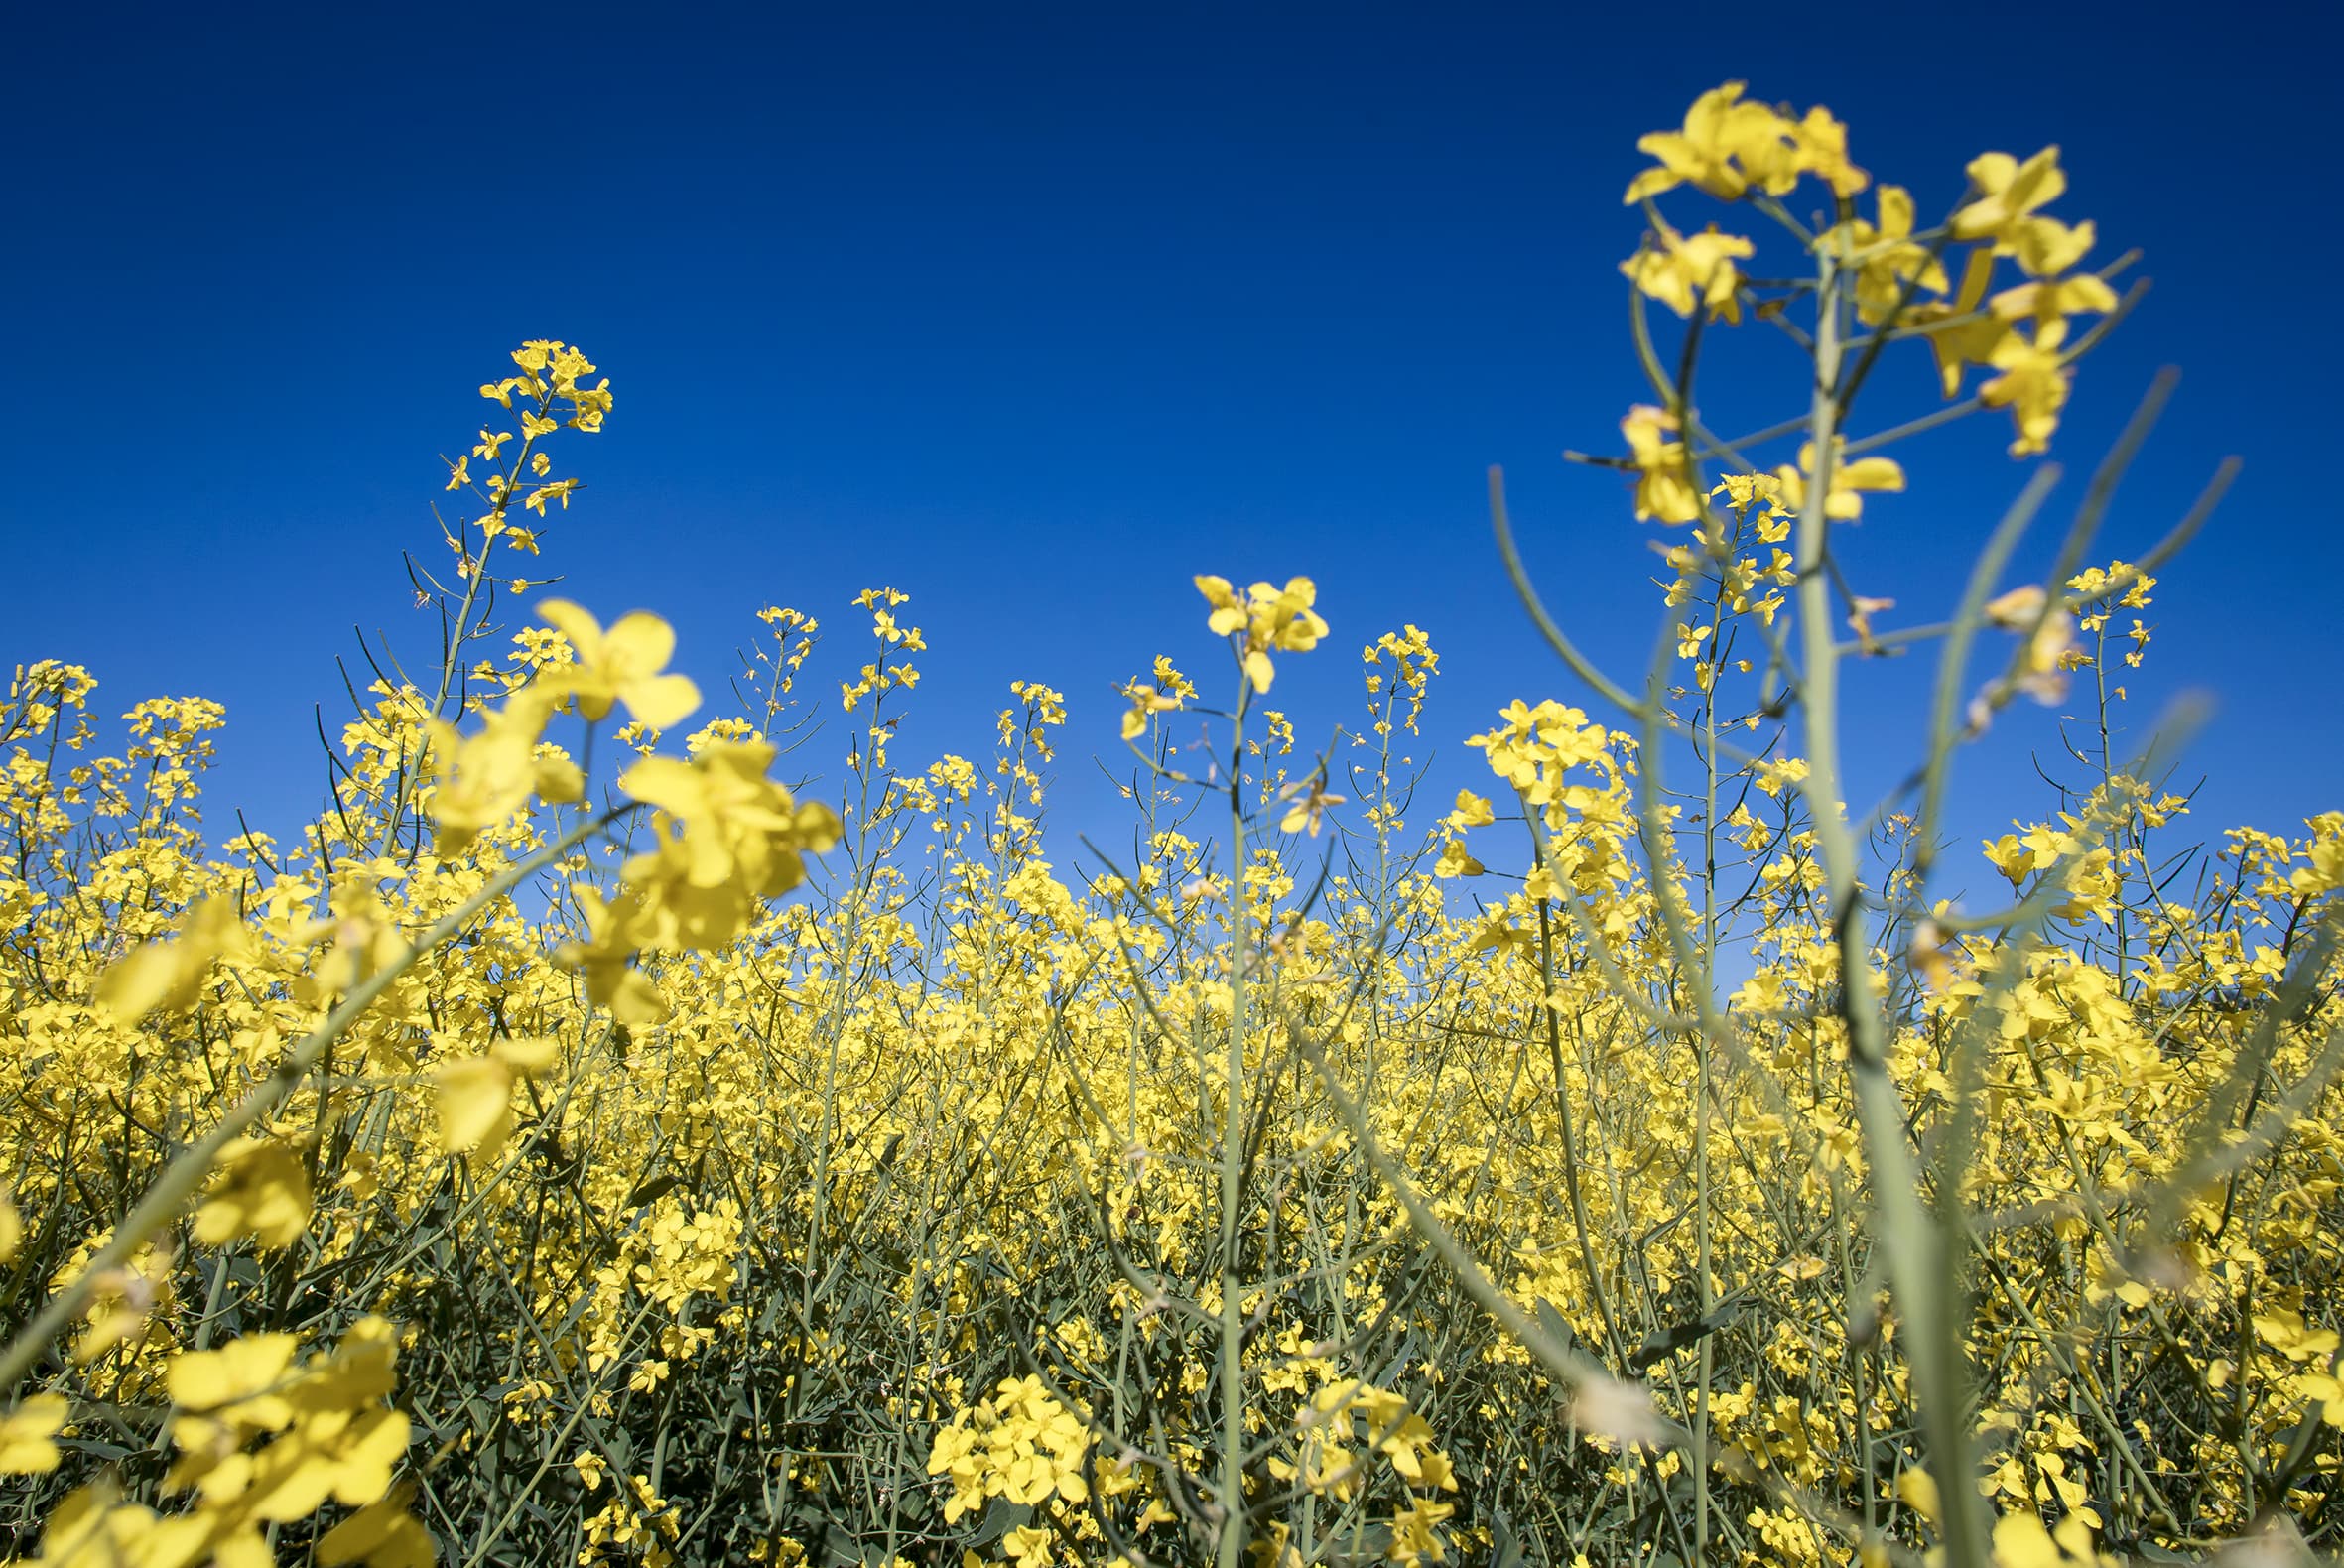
left=5, top=3, right=2334, bottom=897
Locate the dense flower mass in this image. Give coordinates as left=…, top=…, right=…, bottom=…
left=3, top=97, right=2339, bottom=1568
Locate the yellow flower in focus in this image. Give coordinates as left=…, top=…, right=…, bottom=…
left=1433, top=840, right=1484, bottom=878
left=1195, top=576, right=1329, bottom=694
left=1622, top=406, right=1701, bottom=525
left=1983, top=833, right=2036, bottom=887
left=536, top=601, right=703, bottom=730
left=2290, top=812, right=2344, bottom=897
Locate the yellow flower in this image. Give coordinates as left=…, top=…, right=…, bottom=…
left=1788, top=105, right=1867, bottom=197
left=1277, top=777, right=1345, bottom=838
left=0, top=1393, right=69, bottom=1475
left=1119, top=680, right=1184, bottom=740
left=315, top=1489, right=435, bottom=1568
left=1433, top=840, right=1484, bottom=877
left=422, top=685, right=580, bottom=856
left=1770, top=440, right=1904, bottom=523
left=95, top=893, right=249, bottom=1019
left=24, top=1484, right=167, bottom=1563
left=618, top=741, right=843, bottom=949
left=194, top=1138, right=314, bottom=1251
left=1623, top=82, right=1797, bottom=203
left=1194, top=576, right=1329, bottom=694
left=168, top=1332, right=300, bottom=1420
left=1908, top=249, right=2012, bottom=399
left=536, top=600, right=703, bottom=730
left=1980, top=320, right=2072, bottom=457
left=555, top=886, right=671, bottom=1026
left=1952, top=147, right=2097, bottom=276
left=1992, top=272, right=2119, bottom=331
left=1622, top=406, right=1701, bottom=525
left=434, top=1037, right=564, bottom=1162
left=1621, top=221, right=1754, bottom=321
left=1828, top=185, right=1948, bottom=327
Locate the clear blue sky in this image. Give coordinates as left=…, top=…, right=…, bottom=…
left=5, top=3, right=2335, bottom=891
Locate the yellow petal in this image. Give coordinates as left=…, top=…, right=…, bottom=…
left=1838, top=457, right=1905, bottom=492
left=490, top=1036, right=562, bottom=1074
left=600, top=611, right=678, bottom=680
left=621, top=672, right=701, bottom=731
left=534, top=598, right=602, bottom=653
left=533, top=755, right=585, bottom=804
left=433, top=1057, right=515, bottom=1158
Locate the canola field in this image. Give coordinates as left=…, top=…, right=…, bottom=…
left=3, top=87, right=2340, bottom=1568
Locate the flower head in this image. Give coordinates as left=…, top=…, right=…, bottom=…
left=1194, top=576, right=1329, bottom=694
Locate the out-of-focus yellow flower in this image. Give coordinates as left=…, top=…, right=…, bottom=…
left=1119, top=681, right=1183, bottom=741
left=537, top=601, right=702, bottom=731
left=1623, top=83, right=1797, bottom=203
left=1827, top=185, right=1947, bottom=327
left=1621, top=406, right=1701, bottom=525
left=1980, top=319, right=2072, bottom=457
left=1788, top=105, right=1867, bottom=197
left=0, top=1394, right=68, bottom=1475
left=1621, top=220, right=1754, bottom=321
left=1991, top=272, right=2118, bottom=332
left=194, top=1138, right=314, bottom=1252
left=1952, top=147, right=2096, bottom=276
left=1770, top=440, right=1904, bottom=523
left=1277, top=777, right=1345, bottom=838
left=434, top=1037, right=563, bottom=1162
left=1909, top=250, right=2011, bottom=399
left=96, top=895, right=249, bottom=1020
left=422, top=685, right=580, bottom=856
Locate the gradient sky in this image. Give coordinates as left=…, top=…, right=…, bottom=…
left=6, top=3, right=2334, bottom=896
